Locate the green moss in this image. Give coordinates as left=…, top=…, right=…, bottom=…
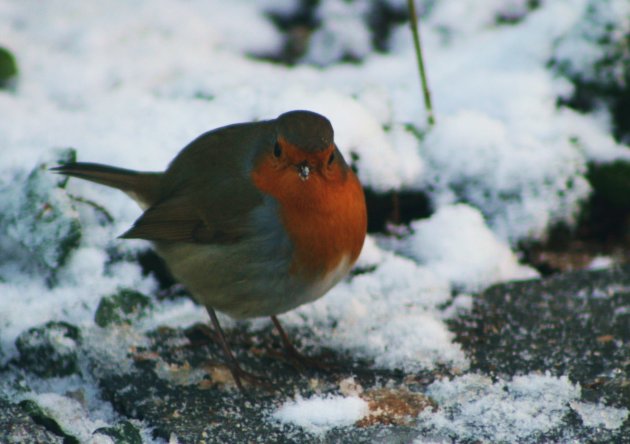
left=94, top=421, right=143, bottom=444
left=0, top=47, right=18, bottom=89
left=94, top=288, right=152, bottom=328
left=53, top=148, right=77, bottom=188
left=15, top=321, right=81, bottom=378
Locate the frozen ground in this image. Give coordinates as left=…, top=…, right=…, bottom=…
left=0, top=0, right=629, bottom=442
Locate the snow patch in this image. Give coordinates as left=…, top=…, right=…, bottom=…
left=419, top=373, right=580, bottom=442
left=570, top=401, right=629, bottom=430
left=273, top=395, right=368, bottom=434
left=398, top=204, right=538, bottom=291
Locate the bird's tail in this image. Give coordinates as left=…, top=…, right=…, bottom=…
left=51, top=162, right=162, bottom=208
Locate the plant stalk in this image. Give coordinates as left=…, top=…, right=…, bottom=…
left=407, top=0, right=435, bottom=126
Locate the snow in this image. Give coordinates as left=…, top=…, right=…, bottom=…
left=273, top=373, right=630, bottom=439
left=420, top=109, right=592, bottom=242
left=305, top=0, right=372, bottom=66
left=418, top=373, right=607, bottom=442
left=570, top=400, right=629, bottom=430
left=25, top=393, right=111, bottom=443
left=0, top=0, right=628, bottom=442
left=273, top=395, right=368, bottom=434
left=553, top=0, right=630, bottom=89
left=283, top=245, right=468, bottom=372
left=392, top=204, right=538, bottom=292
left=588, top=256, right=615, bottom=270
left=427, top=0, right=534, bottom=38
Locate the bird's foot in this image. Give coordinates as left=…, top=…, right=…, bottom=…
left=274, top=341, right=336, bottom=372
left=225, top=361, right=272, bottom=392
left=269, top=315, right=336, bottom=372
left=185, top=323, right=221, bottom=346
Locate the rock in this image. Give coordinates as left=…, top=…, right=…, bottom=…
left=2, top=265, right=628, bottom=442
left=0, top=148, right=81, bottom=284
left=85, top=265, right=629, bottom=442
left=0, top=397, right=63, bottom=444
left=450, top=265, right=630, bottom=441
left=356, top=388, right=436, bottom=427
left=15, top=321, right=82, bottom=378
left=17, top=399, right=78, bottom=443
left=89, top=323, right=432, bottom=443
left=94, top=288, right=152, bottom=328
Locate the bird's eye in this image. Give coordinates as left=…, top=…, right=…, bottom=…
left=273, top=142, right=282, bottom=158
left=327, top=151, right=335, bottom=166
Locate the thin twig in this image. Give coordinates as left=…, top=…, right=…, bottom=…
left=68, top=194, right=114, bottom=223
left=407, top=0, right=435, bottom=126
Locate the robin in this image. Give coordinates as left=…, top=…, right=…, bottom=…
left=53, top=110, right=367, bottom=390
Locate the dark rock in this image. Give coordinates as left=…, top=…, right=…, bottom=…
left=5, top=265, right=628, bottom=442
left=85, top=264, right=630, bottom=442
left=0, top=396, right=63, bottom=444
left=450, top=265, right=630, bottom=442
left=90, top=323, right=434, bottom=443
left=15, top=321, right=81, bottom=378
left=94, top=288, right=152, bottom=328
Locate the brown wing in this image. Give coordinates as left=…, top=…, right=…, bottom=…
left=120, top=196, right=216, bottom=242
left=121, top=121, right=272, bottom=244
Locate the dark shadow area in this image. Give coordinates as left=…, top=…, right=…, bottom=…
left=365, top=188, right=431, bottom=233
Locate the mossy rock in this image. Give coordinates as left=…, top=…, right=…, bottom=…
left=18, top=399, right=79, bottom=444
left=0, top=47, right=18, bottom=89
left=94, top=288, right=152, bottom=328
left=0, top=148, right=81, bottom=284
left=0, top=397, right=64, bottom=444
left=94, top=421, right=142, bottom=444
left=14, top=321, right=82, bottom=378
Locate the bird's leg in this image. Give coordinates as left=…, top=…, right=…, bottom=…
left=187, top=322, right=221, bottom=345
left=206, top=307, right=267, bottom=391
left=270, top=315, right=331, bottom=371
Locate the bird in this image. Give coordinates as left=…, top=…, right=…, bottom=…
left=52, top=110, right=367, bottom=390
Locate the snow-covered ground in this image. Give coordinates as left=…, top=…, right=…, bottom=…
left=1, top=0, right=629, bottom=441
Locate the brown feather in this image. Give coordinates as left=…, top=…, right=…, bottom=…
left=51, top=162, right=162, bottom=207
left=53, top=120, right=272, bottom=245
left=119, top=196, right=218, bottom=242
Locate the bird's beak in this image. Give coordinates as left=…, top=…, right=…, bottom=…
left=296, top=162, right=310, bottom=181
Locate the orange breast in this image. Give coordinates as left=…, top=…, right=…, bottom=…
left=252, top=157, right=367, bottom=279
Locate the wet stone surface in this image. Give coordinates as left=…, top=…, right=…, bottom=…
left=450, top=265, right=630, bottom=442
left=1, top=266, right=629, bottom=443
left=450, top=266, right=630, bottom=408
left=91, top=268, right=628, bottom=443
left=93, top=324, right=438, bottom=443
